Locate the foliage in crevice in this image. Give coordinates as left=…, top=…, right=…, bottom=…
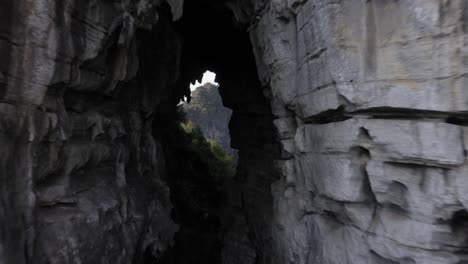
left=154, top=105, right=235, bottom=264
left=180, top=120, right=235, bottom=179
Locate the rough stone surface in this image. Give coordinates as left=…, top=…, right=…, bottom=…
left=247, top=0, right=468, bottom=263
left=3, top=0, right=468, bottom=263
left=0, top=1, right=184, bottom=263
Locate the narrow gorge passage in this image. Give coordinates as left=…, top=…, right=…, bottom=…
left=0, top=0, right=281, bottom=263
left=2, top=1, right=468, bottom=264
left=157, top=2, right=281, bottom=263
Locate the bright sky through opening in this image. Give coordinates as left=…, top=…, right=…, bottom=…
left=179, top=71, right=218, bottom=104
left=190, top=71, right=218, bottom=92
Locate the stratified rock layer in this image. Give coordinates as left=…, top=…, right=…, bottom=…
left=249, top=0, right=468, bottom=263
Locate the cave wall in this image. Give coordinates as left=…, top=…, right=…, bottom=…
left=248, top=0, right=468, bottom=263
left=2, top=0, right=468, bottom=264
left=0, top=1, right=185, bottom=263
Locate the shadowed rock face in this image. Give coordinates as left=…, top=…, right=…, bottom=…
left=2, top=0, right=468, bottom=264
left=0, top=1, right=184, bottom=263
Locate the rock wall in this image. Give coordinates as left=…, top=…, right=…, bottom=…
left=0, top=1, right=185, bottom=263
left=3, top=0, right=468, bottom=263
left=249, top=0, right=468, bottom=263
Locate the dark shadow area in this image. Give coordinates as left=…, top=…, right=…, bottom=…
left=150, top=1, right=281, bottom=264
left=152, top=107, right=225, bottom=264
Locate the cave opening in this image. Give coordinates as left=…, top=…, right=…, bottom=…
left=183, top=70, right=237, bottom=158
left=153, top=1, right=281, bottom=263
left=190, top=70, right=218, bottom=91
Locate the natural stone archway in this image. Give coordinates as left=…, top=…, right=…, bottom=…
left=2, top=1, right=468, bottom=264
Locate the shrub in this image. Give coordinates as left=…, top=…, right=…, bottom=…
left=180, top=120, right=235, bottom=179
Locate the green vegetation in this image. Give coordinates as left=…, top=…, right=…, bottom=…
left=180, top=120, right=236, bottom=179
left=162, top=105, right=235, bottom=180
left=182, top=83, right=235, bottom=156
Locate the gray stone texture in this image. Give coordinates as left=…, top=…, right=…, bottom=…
left=0, top=0, right=183, bottom=263
left=2, top=0, right=468, bottom=263
left=249, top=0, right=468, bottom=263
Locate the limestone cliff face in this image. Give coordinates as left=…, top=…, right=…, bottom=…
left=183, top=83, right=234, bottom=154
left=248, top=0, right=468, bottom=263
left=0, top=1, right=184, bottom=263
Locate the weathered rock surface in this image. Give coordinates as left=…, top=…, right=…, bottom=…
left=2, top=0, right=468, bottom=263
left=247, top=0, right=468, bottom=263
left=0, top=1, right=185, bottom=263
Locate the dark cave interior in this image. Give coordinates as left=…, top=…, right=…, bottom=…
left=146, top=1, right=281, bottom=263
